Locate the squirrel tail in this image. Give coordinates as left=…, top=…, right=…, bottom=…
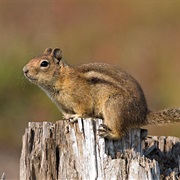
left=146, top=108, right=180, bottom=125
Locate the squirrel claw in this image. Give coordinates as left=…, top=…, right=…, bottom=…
left=97, top=124, right=111, bottom=138
left=63, top=114, right=81, bottom=123
left=62, top=114, right=72, bottom=120
left=69, top=117, right=78, bottom=124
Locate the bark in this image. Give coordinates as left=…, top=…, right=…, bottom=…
left=20, top=118, right=180, bottom=180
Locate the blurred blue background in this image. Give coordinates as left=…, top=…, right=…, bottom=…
left=0, top=1, right=180, bottom=179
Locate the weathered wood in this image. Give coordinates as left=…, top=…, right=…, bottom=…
left=20, top=122, right=57, bottom=180
left=20, top=118, right=180, bottom=180
left=1, top=173, right=5, bottom=180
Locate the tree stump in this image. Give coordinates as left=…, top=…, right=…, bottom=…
left=20, top=118, right=180, bottom=180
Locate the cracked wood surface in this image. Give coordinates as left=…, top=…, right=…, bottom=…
left=20, top=118, right=180, bottom=180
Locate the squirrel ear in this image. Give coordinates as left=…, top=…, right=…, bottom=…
left=52, top=48, right=62, bottom=61
left=44, top=48, right=52, bottom=55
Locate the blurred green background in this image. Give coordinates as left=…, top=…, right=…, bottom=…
left=0, top=1, right=180, bottom=179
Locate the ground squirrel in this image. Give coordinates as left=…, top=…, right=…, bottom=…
left=23, top=48, right=180, bottom=139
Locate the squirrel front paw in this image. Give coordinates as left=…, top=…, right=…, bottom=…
left=69, top=115, right=79, bottom=123
left=63, top=114, right=72, bottom=120
left=63, top=114, right=81, bottom=123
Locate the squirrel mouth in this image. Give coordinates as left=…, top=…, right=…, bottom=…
left=24, top=73, right=38, bottom=82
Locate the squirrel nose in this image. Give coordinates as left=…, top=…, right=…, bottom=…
left=23, top=66, right=29, bottom=74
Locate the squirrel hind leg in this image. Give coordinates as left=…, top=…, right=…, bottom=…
left=97, top=96, right=126, bottom=140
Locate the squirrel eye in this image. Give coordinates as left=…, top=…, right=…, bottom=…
left=40, top=60, right=49, bottom=67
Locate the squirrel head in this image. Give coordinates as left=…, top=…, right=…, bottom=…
left=23, top=47, right=68, bottom=88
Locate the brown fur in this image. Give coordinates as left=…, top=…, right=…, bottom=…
left=23, top=48, right=180, bottom=139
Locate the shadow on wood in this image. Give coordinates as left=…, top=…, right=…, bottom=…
left=20, top=118, right=180, bottom=180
